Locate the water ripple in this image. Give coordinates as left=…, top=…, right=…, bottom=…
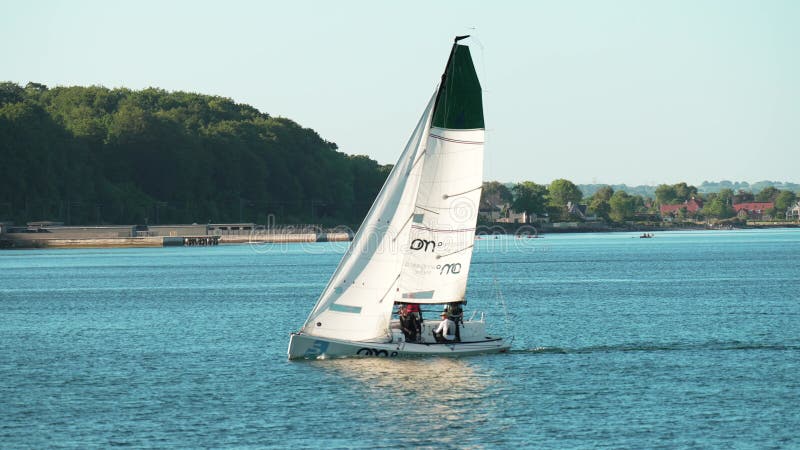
left=511, top=341, right=800, bottom=354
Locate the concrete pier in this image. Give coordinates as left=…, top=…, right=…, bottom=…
left=0, top=223, right=352, bottom=249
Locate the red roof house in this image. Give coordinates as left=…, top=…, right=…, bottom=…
left=733, top=202, right=774, bottom=219
left=660, top=197, right=703, bottom=217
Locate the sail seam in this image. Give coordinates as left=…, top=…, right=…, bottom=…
left=436, top=244, right=474, bottom=259
left=428, top=134, right=483, bottom=145
left=411, top=225, right=476, bottom=233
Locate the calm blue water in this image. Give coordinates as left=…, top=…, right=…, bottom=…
left=1, top=229, right=799, bottom=448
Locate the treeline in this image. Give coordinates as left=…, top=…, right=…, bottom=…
left=481, top=180, right=798, bottom=222
left=0, top=82, right=390, bottom=226
left=578, top=181, right=800, bottom=199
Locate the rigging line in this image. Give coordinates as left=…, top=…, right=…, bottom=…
left=415, top=205, right=440, bottom=215
left=409, top=149, right=427, bottom=174
left=490, top=242, right=513, bottom=342
left=392, top=214, right=413, bottom=242
left=443, top=185, right=482, bottom=199
left=436, top=244, right=473, bottom=259
left=378, top=273, right=401, bottom=304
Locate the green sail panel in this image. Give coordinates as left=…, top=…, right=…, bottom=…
left=431, top=44, right=484, bottom=130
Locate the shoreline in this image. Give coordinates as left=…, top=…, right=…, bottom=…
left=478, top=221, right=800, bottom=235
left=0, top=232, right=352, bottom=250
left=1, top=223, right=797, bottom=249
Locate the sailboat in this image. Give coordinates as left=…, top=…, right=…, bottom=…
left=287, top=36, right=510, bottom=359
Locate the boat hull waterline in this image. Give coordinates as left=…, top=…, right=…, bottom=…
left=288, top=332, right=510, bottom=360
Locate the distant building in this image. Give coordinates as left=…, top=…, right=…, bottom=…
left=733, top=202, right=774, bottom=220
left=566, top=202, right=596, bottom=221
left=26, top=221, right=64, bottom=230
left=149, top=224, right=209, bottom=236
left=786, top=201, right=800, bottom=220
left=478, top=205, right=504, bottom=222
left=659, top=197, right=703, bottom=218
left=208, top=223, right=256, bottom=235
left=496, top=210, right=529, bottom=224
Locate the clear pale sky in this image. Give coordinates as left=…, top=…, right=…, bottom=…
left=2, top=0, right=798, bottom=186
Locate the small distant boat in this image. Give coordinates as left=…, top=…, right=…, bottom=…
left=639, top=233, right=654, bottom=239
left=287, top=36, right=510, bottom=359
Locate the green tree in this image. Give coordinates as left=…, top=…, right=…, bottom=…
left=0, top=82, right=24, bottom=105
left=673, top=182, right=698, bottom=202
left=592, top=185, right=614, bottom=202
left=656, top=182, right=697, bottom=205
left=588, top=185, right=614, bottom=221
left=717, top=188, right=734, bottom=206
left=734, top=190, right=755, bottom=204
left=511, top=181, right=548, bottom=215
left=609, top=191, right=636, bottom=222
left=0, top=82, right=390, bottom=226
left=755, top=186, right=779, bottom=202
left=655, top=184, right=677, bottom=205
left=548, top=178, right=583, bottom=208
left=701, top=197, right=734, bottom=219
left=775, top=190, right=797, bottom=213
left=481, top=181, right=512, bottom=210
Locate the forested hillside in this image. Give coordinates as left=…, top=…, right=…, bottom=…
left=0, top=82, right=390, bottom=226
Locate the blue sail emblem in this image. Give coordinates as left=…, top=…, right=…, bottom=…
left=304, top=340, right=330, bottom=358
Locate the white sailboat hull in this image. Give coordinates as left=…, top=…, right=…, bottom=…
left=288, top=332, right=510, bottom=360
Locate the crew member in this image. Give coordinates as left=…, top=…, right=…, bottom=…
left=432, top=312, right=456, bottom=343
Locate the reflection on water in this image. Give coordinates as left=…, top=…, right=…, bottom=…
left=313, top=358, right=506, bottom=446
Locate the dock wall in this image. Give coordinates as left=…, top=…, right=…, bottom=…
left=1, top=231, right=352, bottom=249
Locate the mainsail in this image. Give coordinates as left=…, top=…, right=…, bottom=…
left=301, top=41, right=484, bottom=342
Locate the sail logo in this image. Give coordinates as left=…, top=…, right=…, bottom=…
left=437, top=263, right=462, bottom=275
left=410, top=238, right=441, bottom=252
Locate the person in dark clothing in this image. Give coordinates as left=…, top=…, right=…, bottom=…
left=398, top=304, right=418, bottom=342
left=405, top=302, right=422, bottom=340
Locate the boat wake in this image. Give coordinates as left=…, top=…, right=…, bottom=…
left=510, top=341, right=799, bottom=355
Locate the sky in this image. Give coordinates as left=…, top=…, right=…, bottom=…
left=2, top=0, right=798, bottom=186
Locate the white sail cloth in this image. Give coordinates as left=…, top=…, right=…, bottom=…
left=301, top=94, right=435, bottom=342
left=301, top=94, right=485, bottom=342
left=398, top=127, right=484, bottom=304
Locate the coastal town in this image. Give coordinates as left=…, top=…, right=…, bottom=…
left=477, top=180, right=800, bottom=232
left=2, top=180, right=798, bottom=248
